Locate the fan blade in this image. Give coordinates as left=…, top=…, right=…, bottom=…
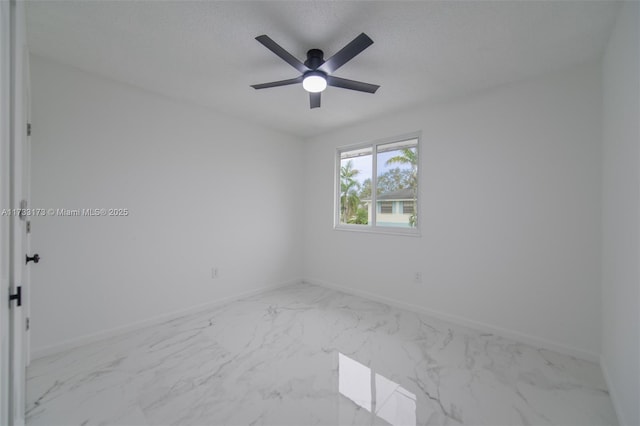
left=326, top=76, right=379, bottom=93
left=317, top=33, right=373, bottom=74
left=251, top=76, right=303, bottom=90
left=310, top=92, right=321, bottom=109
left=255, top=35, right=309, bottom=74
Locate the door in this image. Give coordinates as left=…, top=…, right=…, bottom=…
left=7, top=0, right=30, bottom=424
left=0, top=1, right=12, bottom=424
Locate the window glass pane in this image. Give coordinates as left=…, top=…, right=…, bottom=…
left=339, top=147, right=372, bottom=226
left=375, top=139, right=418, bottom=228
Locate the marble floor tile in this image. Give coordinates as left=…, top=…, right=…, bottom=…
left=26, top=283, right=617, bottom=426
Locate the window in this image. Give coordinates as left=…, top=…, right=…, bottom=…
left=403, top=201, right=414, bottom=215
left=336, top=133, right=419, bottom=235
left=380, top=202, right=393, bottom=214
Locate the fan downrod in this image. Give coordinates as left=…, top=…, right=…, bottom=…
left=304, top=49, right=324, bottom=70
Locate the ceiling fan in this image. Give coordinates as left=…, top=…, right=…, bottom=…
left=250, top=33, right=380, bottom=109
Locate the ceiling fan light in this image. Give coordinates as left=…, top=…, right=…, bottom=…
left=303, top=73, right=327, bottom=93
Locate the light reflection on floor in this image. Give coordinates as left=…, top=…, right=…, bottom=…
left=339, top=352, right=417, bottom=426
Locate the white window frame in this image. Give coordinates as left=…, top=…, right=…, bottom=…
left=334, top=132, right=421, bottom=237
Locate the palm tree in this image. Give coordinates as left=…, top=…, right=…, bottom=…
left=340, top=160, right=361, bottom=223
left=385, top=148, right=418, bottom=226
left=385, top=148, right=417, bottom=181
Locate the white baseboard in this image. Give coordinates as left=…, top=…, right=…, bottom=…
left=32, top=278, right=302, bottom=360
left=303, top=277, right=600, bottom=363
left=600, top=354, right=627, bottom=426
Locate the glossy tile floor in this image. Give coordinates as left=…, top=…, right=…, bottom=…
left=27, top=283, right=617, bottom=426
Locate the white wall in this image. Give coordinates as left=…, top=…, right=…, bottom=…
left=29, top=55, right=303, bottom=356
left=601, top=3, right=640, bottom=425
left=303, top=64, right=603, bottom=360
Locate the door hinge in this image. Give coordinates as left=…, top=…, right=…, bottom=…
left=26, top=220, right=31, bottom=234
left=19, top=199, right=27, bottom=221
left=9, top=286, right=21, bottom=307
left=27, top=123, right=31, bottom=136
left=26, top=317, right=30, bottom=331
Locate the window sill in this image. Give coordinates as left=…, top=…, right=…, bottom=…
left=333, top=224, right=421, bottom=237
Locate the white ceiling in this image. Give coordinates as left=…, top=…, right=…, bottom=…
left=26, top=1, right=620, bottom=138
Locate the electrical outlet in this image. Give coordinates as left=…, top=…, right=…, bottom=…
left=212, top=267, right=219, bottom=279
left=413, top=272, right=422, bottom=284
